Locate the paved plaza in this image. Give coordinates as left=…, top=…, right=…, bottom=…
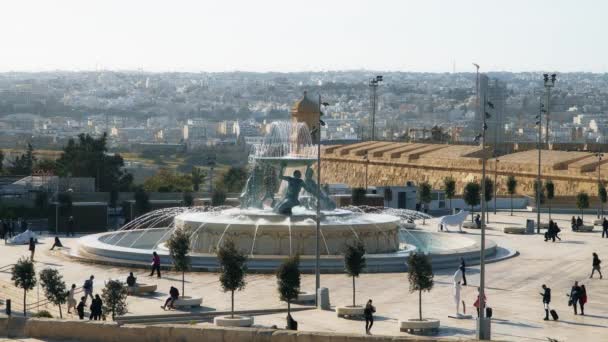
left=0, top=210, right=607, bottom=341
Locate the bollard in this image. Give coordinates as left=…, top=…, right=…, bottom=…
left=317, top=287, right=330, bottom=310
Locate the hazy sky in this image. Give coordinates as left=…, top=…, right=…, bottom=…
left=2, top=0, right=607, bottom=73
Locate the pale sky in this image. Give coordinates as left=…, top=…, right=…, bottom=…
left=1, top=0, right=607, bottom=73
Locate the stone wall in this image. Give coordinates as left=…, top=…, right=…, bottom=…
left=0, top=316, right=464, bottom=342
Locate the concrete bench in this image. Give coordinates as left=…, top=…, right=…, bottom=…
left=574, top=225, right=594, bottom=232
left=593, top=219, right=605, bottom=226
left=336, top=305, right=364, bottom=318
left=127, top=284, right=157, bottom=295
left=399, top=318, right=440, bottom=335
left=503, top=226, right=526, bottom=234
left=173, top=296, right=203, bottom=308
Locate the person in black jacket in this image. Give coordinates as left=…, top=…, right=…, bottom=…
left=364, top=299, right=376, bottom=335
left=76, top=296, right=86, bottom=320
left=540, top=284, right=551, bottom=320
left=602, top=218, right=608, bottom=238
left=90, top=294, right=103, bottom=320
left=161, top=286, right=179, bottom=310
left=569, top=281, right=582, bottom=315
left=590, top=252, right=602, bottom=279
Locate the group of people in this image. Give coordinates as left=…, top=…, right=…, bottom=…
left=0, top=218, right=28, bottom=241
left=571, top=216, right=584, bottom=231
left=544, top=220, right=562, bottom=242
left=64, top=275, right=104, bottom=320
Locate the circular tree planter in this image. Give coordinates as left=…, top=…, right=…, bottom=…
left=173, top=296, right=203, bottom=309
left=336, top=305, right=364, bottom=318
left=399, top=318, right=440, bottom=335
left=214, top=315, right=254, bottom=327
left=462, top=221, right=486, bottom=229
left=503, top=226, right=526, bottom=234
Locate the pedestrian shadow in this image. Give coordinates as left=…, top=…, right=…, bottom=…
left=436, top=325, right=476, bottom=336
left=557, top=241, right=585, bottom=245
left=578, top=314, right=608, bottom=319
left=159, top=276, right=192, bottom=283
left=491, top=318, right=540, bottom=329
left=557, top=319, right=608, bottom=328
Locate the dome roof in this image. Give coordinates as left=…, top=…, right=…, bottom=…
left=291, top=91, right=319, bottom=114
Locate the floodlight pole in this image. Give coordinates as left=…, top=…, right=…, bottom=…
left=315, top=94, right=323, bottom=306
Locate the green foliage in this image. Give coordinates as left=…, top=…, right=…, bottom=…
left=8, top=143, right=36, bottom=175
left=219, top=167, right=248, bottom=193
left=191, top=168, right=206, bottom=192
left=506, top=175, right=517, bottom=195
left=419, top=182, right=432, bottom=205
left=276, top=255, right=301, bottom=314
left=599, top=184, right=607, bottom=204
left=217, top=240, right=248, bottom=318
left=144, top=169, right=193, bottom=192
left=576, top=192, right=590, bottom=211
left=34, top=191, right=49, bottom=212
left=463, top=182, right=481, bottom=208
left=183, top=192, right=194, bottom=207
left=534, top=180, right=545, bottom=205
left=211, top=189, right=227, bottom=206
left=12, top=257, right=37, bottom=317
left=407, top=252, right=434, bottom=321
left=443, top=177, right=456, bottom=200
left=545, top=180, right=555, bottom=200
left=35, top=159, right=57, bottom=173
left=134, top=186, right=150, bottom=216
left=39, top=268, right=68, bottom=318
left=483, top=177, right=493, bottom=203
left=167, top=229, right=191, bottom=273
left=32, top=310, right=53, bottom=318
left=344, top=241, right=366, bottom=307
left=102, top=279, right=128, bottom=320
left=351, top=187, right=366, bottom=206
left=57, top=192, right=73, bottom=217
left=55, top=133, right=132, bottom=191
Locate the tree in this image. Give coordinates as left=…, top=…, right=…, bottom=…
left=55, top=133, right=133, bottom=191
left=576, top=192, right=590, bottom=222
left=102, top=279, right=128, bottom=320
left=211, top=188, right=227, bottom=206
left=8, top=143, right=36, bottom=175
left=545, top=180, right=555, bottom=220
left=191, top=168, right=206, bottom=192
left=351, top=187, right=366, bottom=206
left=463, top=182, right=481, bottom=222
left=506, top=176, right=517, bottom=216
left=39, top=268, right=68, bottom=318
left=344, top=241, right=366, bottom=307
left=408, top=252, right=434, bottom=321
left=134, top=186, right=150, bottom=216
left=443, top=177, right=456, bottom=211
left=167, top=228, right=191, bottom=297
left=144, top=169, right=192, bottom=192
left=599, top=183, right=607, bottom=219
left=57, top=192, right=73, bottom=217
left=220, top=167, right=248, bottom=193
left=11, top=257, right=37, bottom=317
left=418, top=182, right=432, bottom=225
left=276, top=255, right=301, bottom=325
left=183, top=192, right=194, bottom=207
left=109, top=188, right=119, bottom=209
left=217, top=240, right=248, bottom=318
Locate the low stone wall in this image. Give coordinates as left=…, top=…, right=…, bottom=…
left=0, top=316, right=466, bottom=342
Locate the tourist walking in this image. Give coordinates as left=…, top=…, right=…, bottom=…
left=90, top=294, right=103, bottom=320
left=150, top=251, right=161, bottom=278
left=67, top=284, right=77, bottom=314
left=83, top=275, right=95, bottom=303
left=602, top=218, right=608, bottom=238
left=540, top=284, right=551, bottom=320
left=76, top=297, right=86, bottom=320
left=28, top=237, right=36, bottom=261
left=161, top=286, right=179, bottom=310
left=460, top=257, right=467, bottom=286
left=590, top=253, right=603, bottom=279
left=568, top=281, right=582, bottom=315
left=579, top=285, right=587, bottom=315
left=50, top=236, right=63, bottom=250
left=364, top=299, right=375, bottom=335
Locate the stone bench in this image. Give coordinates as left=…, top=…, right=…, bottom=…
left=399, top=318, right=440, bottom=335
left=294, top=291, right=316, bottom=304
left=336, top=305, right=364, bottom=318
left=127, top=284, right=157, bottom=295
left=574, top=225, right=594, bottom=232
left=503, top=226, right=526, bottom=234
left=594, top=219, right=605, bottom=226
left=173, top=296, right=203, bottom=308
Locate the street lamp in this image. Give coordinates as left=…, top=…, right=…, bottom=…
left=315, top=94, right=329, bottom=306
left=493, top=158, right=499, bottom=215
left=369, top=75, right=383, bottom=141
left=473, top=63, right=491, bottom=340
left=536, top=101, right=545, bottom=234
left=364, top=151, right=369, bottom=192
left=596, top=152, right=604, bottom=219
left=543, top=73, right=557, bottom=146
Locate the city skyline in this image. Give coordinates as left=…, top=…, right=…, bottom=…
left=2, top=0, right=608, bottom=73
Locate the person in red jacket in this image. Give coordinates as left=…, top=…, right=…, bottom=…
left=150, top=251, right=161, bottom=278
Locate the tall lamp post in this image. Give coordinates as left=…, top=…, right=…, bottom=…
left=536, top=101, right=545, bottom=234
left=369, top=76, right=383, bottom=141
left=543, top=74, right=556, bottom=147
left=596, top=152, right=604, bottom=218
left=493, top=158, right=499, bottom=215
left=315, top=94, right=329, bottom=306
left=473, top=63, right=491, bottom=340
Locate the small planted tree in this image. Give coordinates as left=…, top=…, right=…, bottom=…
left=11, top=257, right=37, bottom=317
left=102, top=279, right=128, bottom=320
left=443, top=177, right=456, bottom=211
left=183, top=192, right=194, bottom=207
left=344, top=241, right=366, bottom=307
left=39, top=268, right=68, bottom=318
left=407, top=252, right=434, bottom=321
left=217, top=240, right=248, bottom=318
left=577, top=192, right=590, bottom=222
left=506, top=175, right=517, bottom=216
left=351, top=187, right=367, bottom=206
left=276, top=255, right=300, bottom=325
left=463, top=182, right=481, bottom=222
left=134, top=186, right=150, bottom=216
left=418, top=182, right=432, bottom=224
left=545, top=180, right=555, bottom=220
left=599, top=183, right=607, bottom=219
left=167, top=229, right=191, bottom=297
left=191, top=167, right=206, bottom=192
left=211, top=188, right=227, bottom=206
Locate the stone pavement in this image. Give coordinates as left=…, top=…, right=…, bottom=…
left=0, top=211, right=607, bottom=341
